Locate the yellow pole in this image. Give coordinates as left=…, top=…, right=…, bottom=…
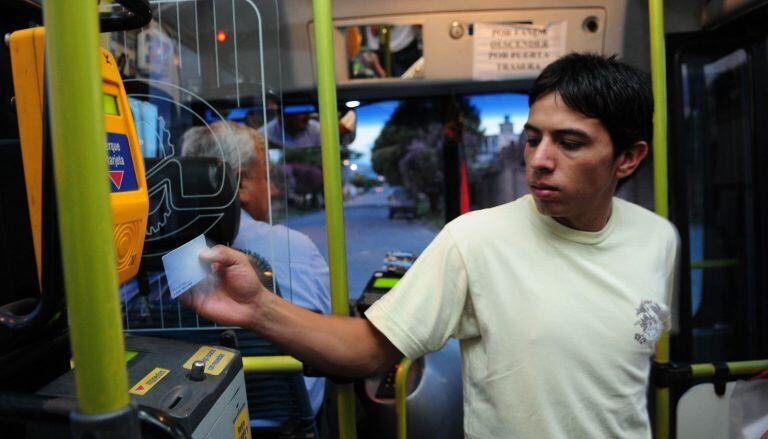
left=394, top=357, right=414, bottom=439
left=690, top=360, right=768, bottom=378
left=311, top=0, right=357, bottom=437
left=242, top=356, right=303, bottom=374
left=649, top=3, right=669, bottom=220
left=43, top=0, right=131, bottom=415
left=648, top=0, right=670, bottom=437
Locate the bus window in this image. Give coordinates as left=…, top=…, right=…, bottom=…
left=463, top=92, right=655, bottom=212
left=282, top=93, right=534, bottom=298
left=676, top=48, right=758, bottom=362
left=465, top=93, right=530, bottom=210
left=279, top=100, right=442, bottom=298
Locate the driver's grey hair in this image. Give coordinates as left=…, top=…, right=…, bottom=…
left=180, top=121, right=265, bottom=175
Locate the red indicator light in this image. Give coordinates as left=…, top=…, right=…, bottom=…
left=216, top=30, right=227, bottom=43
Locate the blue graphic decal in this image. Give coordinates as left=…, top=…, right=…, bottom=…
left=106, top=132, right=139, bottom=192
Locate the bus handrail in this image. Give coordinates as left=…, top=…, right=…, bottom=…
left=647, top=0, right=671, bottom=436
left=653, top=359, right=768, bottom=396
left=690, top=359, right=768, bottom=378
left=43, top=0, right=131, bottom=418
left=394, top=357, right=414, bottom=439
left=242, top=356, right=303, bottom=374
left=311, top=0, right=358, bottom=437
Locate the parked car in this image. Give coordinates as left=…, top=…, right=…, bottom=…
left=382, top=251, right=416, bottom=273
left=388, top=187, right=418, bottom=219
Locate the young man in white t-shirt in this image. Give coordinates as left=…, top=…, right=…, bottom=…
left=183, top=53, right=679, bottom=438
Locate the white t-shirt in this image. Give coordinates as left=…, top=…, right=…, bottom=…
left=364, top=25, right=416, bottom=52
left=366, top=195, right=679, bottom=438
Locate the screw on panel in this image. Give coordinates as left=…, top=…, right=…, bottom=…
left=583, top=16, right=600, bottom=33
left=449, top=21, right=464, bottom=39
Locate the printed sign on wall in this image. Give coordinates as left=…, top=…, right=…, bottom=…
left=473, top=22, right=567, bottom=80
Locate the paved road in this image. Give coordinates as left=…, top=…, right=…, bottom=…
left=284, top=189, right=438, bottom=299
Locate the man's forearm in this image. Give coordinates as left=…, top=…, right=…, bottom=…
left=247, top=292, right=402, bottom=377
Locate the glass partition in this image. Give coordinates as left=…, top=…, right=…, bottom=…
left=111, top=2, right=336, bottom=428
left=108, top=0, right=318, bottom=332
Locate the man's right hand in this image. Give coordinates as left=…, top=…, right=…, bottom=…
left=182, top=245, right=267, bottom=329
left=183, top=245, right=403, bottom=377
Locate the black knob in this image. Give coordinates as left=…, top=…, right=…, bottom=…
left=190, top=360, right=206, bottom=381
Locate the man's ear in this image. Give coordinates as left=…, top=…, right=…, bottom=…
left=237, top=173, right=252, bottom=201
left=238, top=168, right=254, bottom=190
left=615, top=141, right=649, bottom=179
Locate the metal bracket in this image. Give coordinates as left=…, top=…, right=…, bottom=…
left=712, top=362, right=729, bottom=396
left=651, top=361, right=692, bottom=388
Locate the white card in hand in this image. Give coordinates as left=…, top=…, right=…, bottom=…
left=161, top=234, right=212, bottom=299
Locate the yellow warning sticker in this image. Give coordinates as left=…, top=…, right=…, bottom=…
left=183, top=346, right=235, bottom=376
left=233, top=404, right=251, bottom=439
left=129, top=367, right=169, bottom=396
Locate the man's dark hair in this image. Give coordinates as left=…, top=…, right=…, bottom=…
left=529, top=53, right=653, bottom=157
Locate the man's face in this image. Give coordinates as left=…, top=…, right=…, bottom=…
left=523, top=92, right=624, bottom=231
left=238, top=157, right=277, bottom=222
left=283, top=113, right=311, bottom=135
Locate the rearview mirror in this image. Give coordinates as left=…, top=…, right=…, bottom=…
left=340, top=24, right=424, bottom=80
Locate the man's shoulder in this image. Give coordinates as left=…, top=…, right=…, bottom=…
left=236, top=213, right=324, bottom=257
left=253, top=222, right=318, bottom=251
left=280, top=224, right=320, bottom=250
left=444, top=197, right=529, bottom=242
left=237, top=212, right=270, bottom=235
left=614, top=197, right=678, bottom=245
left=449, top=196, right=526, bottom=224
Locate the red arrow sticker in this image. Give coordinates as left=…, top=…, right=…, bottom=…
left=130, top=368, right=169, bottom=396
left=109, top=170, right=124, bottom=189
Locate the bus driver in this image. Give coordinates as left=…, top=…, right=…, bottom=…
left=183, top=53, right=679, bottom=438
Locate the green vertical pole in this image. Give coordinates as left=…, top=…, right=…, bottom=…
left=648, top=0, right=670, bottom=438
left=43, top=1, right=130, bottom=415
left=311, top=0, right=357, bottom=438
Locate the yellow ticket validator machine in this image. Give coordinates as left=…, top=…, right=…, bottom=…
left=8, top=26, right=251, bottom=438
left=9, top=27, right=149, bottom=284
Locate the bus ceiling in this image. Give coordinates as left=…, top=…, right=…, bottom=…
left=125, top=0, right=723, bottom=103
left=275, top=0, right=711, bottom=97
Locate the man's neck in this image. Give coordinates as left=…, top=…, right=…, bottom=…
left=242, top=207, right=268, bottom=224
left=552, top=203, right=613, bottom=232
